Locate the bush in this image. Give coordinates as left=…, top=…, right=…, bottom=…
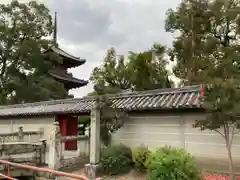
left=101, top=144, right=133, bottom=175
left=132, top=145, right=151, bottom=172
left=147, top=146, right=201, bottom=180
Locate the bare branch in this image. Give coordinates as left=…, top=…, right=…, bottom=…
left=233, top=128, right=240, bottom=135
left=230, top=125, right=235, bottom=147
left=214, top=129, right=225, bottom=138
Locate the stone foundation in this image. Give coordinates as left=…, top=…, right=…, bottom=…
left=84, top=163, right=102, bottom=179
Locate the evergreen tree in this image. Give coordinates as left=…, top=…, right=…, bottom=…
left=90, top=48, right=132, bottom=94
left=0, top=0, right=67, bottom=105
left=166, top=0, right=240, bottom=178
left=90, top=44, right=172, bottom=95
left=165, top=0, right=211, bottom=85
left=129, top=44, right=172, bottom=90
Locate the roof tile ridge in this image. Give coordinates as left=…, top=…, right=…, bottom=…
left=0, top=98, right=76, bottom=109
left=53, top=46, right=83, bottom=61
left=0, top=85, right=201, bottom=109
left=110, top=89, right=200, bottom=99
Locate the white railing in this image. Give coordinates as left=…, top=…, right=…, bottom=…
left=0, top=127, right=44, bottom=143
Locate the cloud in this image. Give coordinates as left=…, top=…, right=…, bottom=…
left=47, top=0, right=182, bottom=97
left=3, top=0, right=181, bottom=97
left=48, top=0, right=180, bottom=51
left=48, top=0, right=125, bottom=46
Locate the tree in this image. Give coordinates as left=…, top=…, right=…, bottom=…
left=0, top=0, right=67, bottom=105
left=166, top=0, right=240, bottom=179
left=165, top=0, right=218, bottom=85
left=90, top=44, right=172, bottom=95
left=93, top=84, right=127, bottom=146
left=90, top=48, right=132, bottom=94
left=194, top=80, right=240, bottom=180
left=165, top=0, right=213, bottom=85
left=128, top=44, right=172, bottom=90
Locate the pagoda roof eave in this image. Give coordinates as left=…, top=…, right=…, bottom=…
left=50, top=72, right=88, bottom=87
left=51, top=47, right=86, bottom=65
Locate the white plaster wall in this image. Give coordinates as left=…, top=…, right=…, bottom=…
left=184, top=115, right=240, bottom=158
left=112, top=115, right=183, bottom=151
left=0, top=116, right=55, bottom=145
left=0, top=120, right=14, bottom=133
left=112, top=113, right=240, bottom=159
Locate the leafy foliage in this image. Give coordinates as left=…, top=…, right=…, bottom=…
left=0, top=0, right=67, bottom=105
left=101, top=144, right=133, bottom=175
left=94, top=85, right=127, bottom=146
left=78, top=116, right=90, bottom=135
left=165, top=0, right=240, bottom=85
left=193, top=80, right=240, bottom=179
left=90, top=48, right=131, bottom=94
left=90, top=44, right=172, bottom=95
left=132, top=145, right=151, bottom=172
left=147, top=146, right=201, bottom=180
left=194, top=83, right=240, bottom=131
left=167, top=1, right=240, bottom=178
left=128, top=44, right=172, bottom=90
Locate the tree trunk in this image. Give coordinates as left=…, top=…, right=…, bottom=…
left=225, top=134, right=234, bottom=180
left=226, top=143, right=234, bottom=180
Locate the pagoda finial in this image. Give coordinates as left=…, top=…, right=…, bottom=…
left=53, top=12, right=58, bottom=46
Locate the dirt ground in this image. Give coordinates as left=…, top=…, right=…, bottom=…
left=44, top=169, right=146, bottom=180
left=95, top=170, right=147, bottom=180
left=195, top=155, right=240, bottom=174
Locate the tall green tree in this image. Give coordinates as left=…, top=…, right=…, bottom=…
left=90, top=47, right=132, bottom=95
left=129, top=44, right=172, bottom=90
left=166, top=0, right=240, bottom=179
left=0, top=0, right=67, bottom=105
left=90, top=44, right=172, bottom=95
left=165, top=0, right=211, bottom=85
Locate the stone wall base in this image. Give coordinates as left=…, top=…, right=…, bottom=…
left=84, top=163, right=102, bottom=179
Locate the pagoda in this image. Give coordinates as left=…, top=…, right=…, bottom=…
left=49, top=13, right=88, bottom=97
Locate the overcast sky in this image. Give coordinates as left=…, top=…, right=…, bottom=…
left=3, top=0, right=181, bottom=97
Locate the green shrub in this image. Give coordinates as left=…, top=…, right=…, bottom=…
left=132, top=145, right=151, bottom=172
left=147, top=146, right=201, bottom=180
left=78, top=116, right=90, bottom=135
left=101, top=144, right=133, bottom=175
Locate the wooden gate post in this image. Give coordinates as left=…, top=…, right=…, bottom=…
left=84, top=101, right=101, bottom=179
left=40, top=139, right=47, bottom=165
left=18, top=126, right=24, bottom=141
left=48, top=121, right=61, bottom=170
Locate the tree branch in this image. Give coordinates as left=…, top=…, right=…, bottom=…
left=0, top=56, right=7, bottom=81
left=230, top=125, right=235, bottom=147
left=233, top=128, right=240, bottom=135
left=222, top=17, right=230, bottom=47
left=214, top=129, right=225, bottom=138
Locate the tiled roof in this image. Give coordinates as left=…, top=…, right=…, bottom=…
left=0, top=85, right=203, bottom=118
left=52, top=47, right=86, bottom=65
